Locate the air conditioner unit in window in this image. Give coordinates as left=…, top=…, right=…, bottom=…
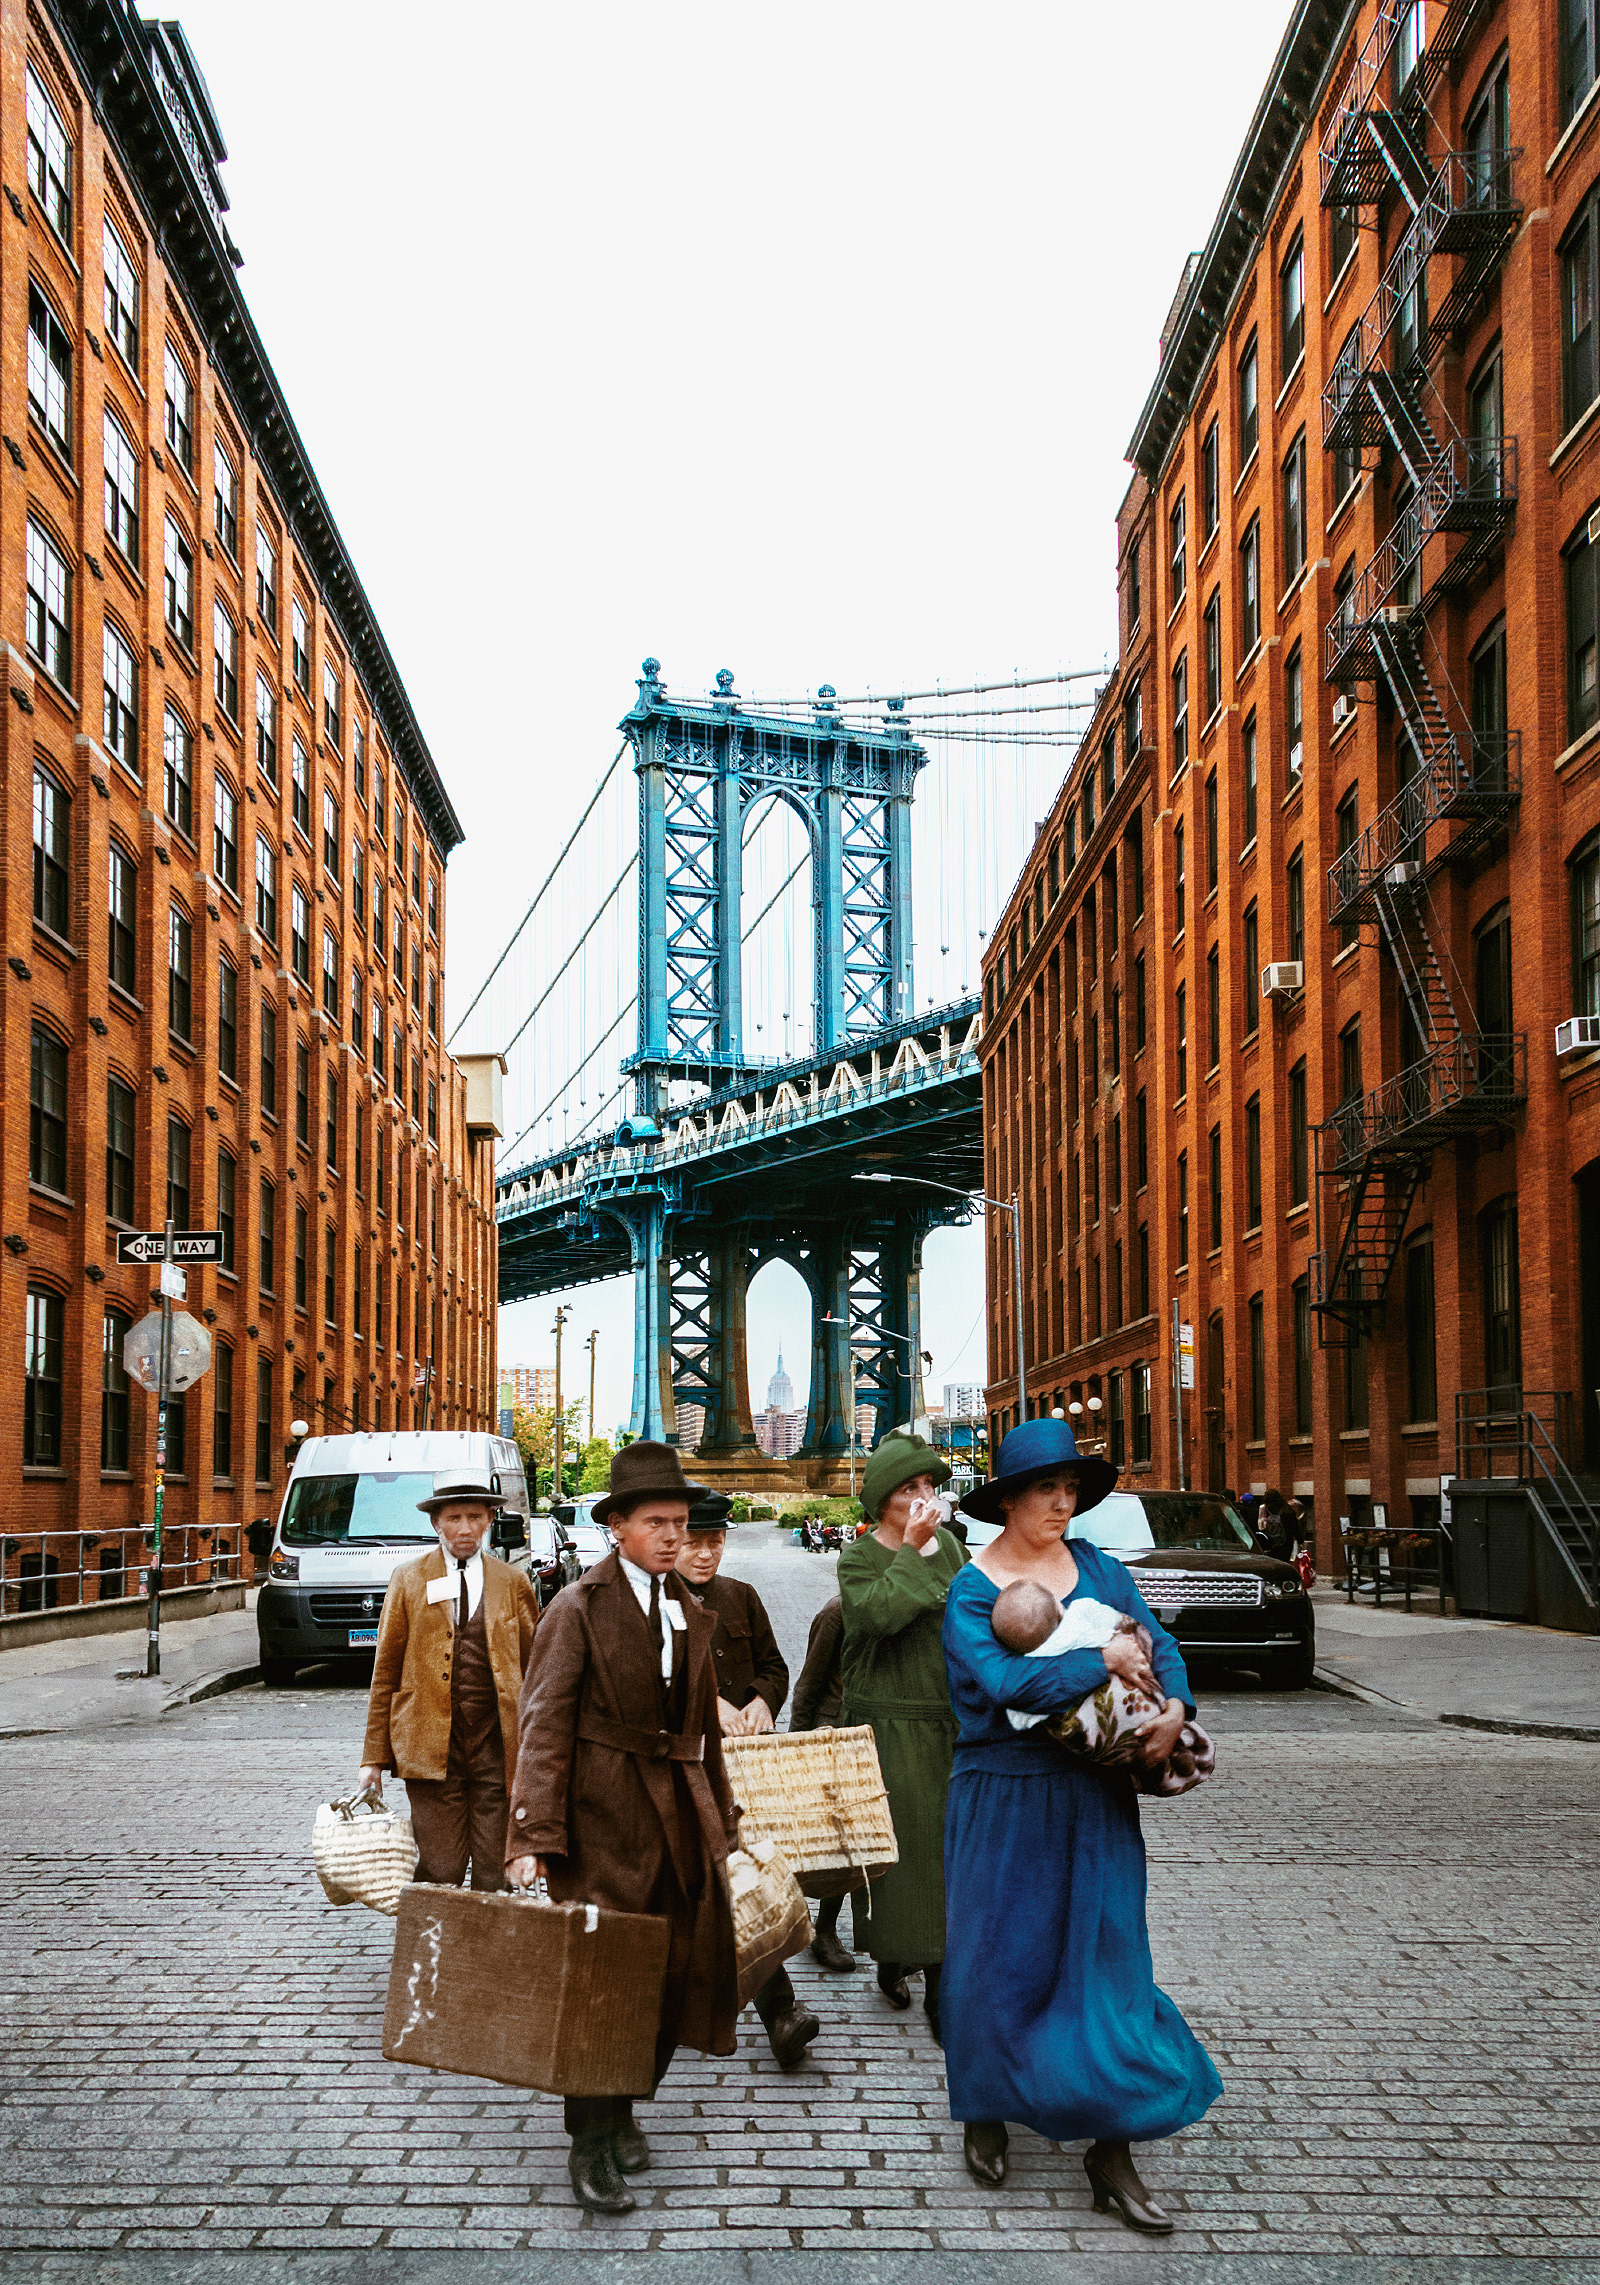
left=1385, top=862, right=1419, bottom=886
left=1261, top=961, right=1304, bottom=996
left=1555, top=1014, right=1600, bottom=1056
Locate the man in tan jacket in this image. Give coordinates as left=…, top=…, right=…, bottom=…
left=360, top=1467, right=540, bottom=1889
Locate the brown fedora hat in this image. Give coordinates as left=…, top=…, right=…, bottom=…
left=591, top=1439, right=711, bottom=1527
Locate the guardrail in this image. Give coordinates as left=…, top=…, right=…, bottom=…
left=0, top=1528, right=238, bottom=1618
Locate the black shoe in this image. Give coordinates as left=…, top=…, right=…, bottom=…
left=766, top=1999, right=822, bottom=2070
left=963, top=2121, right=1009, bottom=2185
left=568, top=2131, right=636, bottom=2215
left=1084, top=2142, right=1174, bottom=2235
left=923, top=1963, right=942, bottom=2045
left=612, top=2106, right=650, bottom=2175
left=810, top=1927, right=857, bottom=1973
left=877, top=1962, right=911, bottom=2009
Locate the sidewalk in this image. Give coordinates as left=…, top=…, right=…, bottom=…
left=0, top=1593, right=260, bottom=1738
left=1312, top=1584, right=1600, bottom=1736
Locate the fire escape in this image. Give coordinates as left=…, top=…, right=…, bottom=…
left=1312, top=0, right=1527, bottom=1344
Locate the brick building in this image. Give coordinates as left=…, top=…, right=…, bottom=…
left=983, top=0, right=1600, bottom=1580
left=5, top=3, right=498, bottom=1610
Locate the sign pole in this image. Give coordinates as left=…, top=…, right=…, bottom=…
left=1011, top=1188, right=1028, bottom=1425
left=1172, top=1296, right=1187, bottom=1493
left=148, top=1216, right=175, bottom=1677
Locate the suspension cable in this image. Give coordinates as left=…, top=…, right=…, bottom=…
left=498, top=852, right=638, bottom=1060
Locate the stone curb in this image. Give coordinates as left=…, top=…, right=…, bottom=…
left=1317, top=1665, right=1600, bottom=1742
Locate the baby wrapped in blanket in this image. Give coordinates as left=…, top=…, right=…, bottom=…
left=991, top=1579, right=1215, bottom=1797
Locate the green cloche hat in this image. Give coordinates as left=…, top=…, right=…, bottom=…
left=860, top=1428, right=950, bottom=1522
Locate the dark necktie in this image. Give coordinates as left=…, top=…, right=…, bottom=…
left=458, top=1566, right=468, bottom=1627
left=649, top=1574, right=664, bottom=1663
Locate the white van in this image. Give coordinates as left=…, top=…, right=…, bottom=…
left=256, top=1429, right=531, bottom=1687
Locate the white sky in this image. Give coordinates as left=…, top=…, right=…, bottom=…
left=173, top=0, right=1295, bottom=1437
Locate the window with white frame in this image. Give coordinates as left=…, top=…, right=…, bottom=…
left=291, top=884, right=310, bottom=983
left=103, top=407, right=140, bottom=559
left=255, top=524, right=278, bottom=632
left=214, top=602, right=238, bottom=720
left=26, top=518, right=72, bottom=687
left=103, top=216, right=140, bottom=364
left=256, top=673, right=277, bottom=784
left=163, top=341, right=193, bottom=471
left=322, top=927, right=339, bottom=1019
left=292, top=736, right=310, bottom=836
left=26, top=64, right=72, bottom=241
left=163, top=516, right=194, bottom=650
left=163, top=705, right=192, bottom=838
left=292, top=599, right=310, bottom=693
left=103, top=621, right=138, bottom=767
left=27, top=283, right=72, bottom=460
left=323, top=662, right=342, bottom=750
left=214, top=439, right=238, bottom=558
left=255, top=834, right=277, bottom=943
left=214, top=773, right=238, bottom=893
left=323, top=789, right=340, bottom=881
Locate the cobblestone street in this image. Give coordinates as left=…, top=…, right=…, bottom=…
left=0, top=1523, right=1596, bottom=2277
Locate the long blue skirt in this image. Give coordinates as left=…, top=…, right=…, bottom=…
left=942, top=1760, right=1223, bottom=2144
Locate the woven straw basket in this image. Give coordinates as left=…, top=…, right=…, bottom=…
left=727, top=1832, right=813, bottom=2007
left=721, top=1726, right=898, bottom=1899
left=313, top=1790, right=418, bottom=1917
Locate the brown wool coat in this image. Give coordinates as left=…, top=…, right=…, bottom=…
left=505, top=1552, right=740, bottom=2059
left=361, top=1548, right=540, bottom=1794
left=694, top=1571, right=789, bottom=1719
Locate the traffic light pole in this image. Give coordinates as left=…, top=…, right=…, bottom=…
left=148, top=1217, right=175, bottom=1678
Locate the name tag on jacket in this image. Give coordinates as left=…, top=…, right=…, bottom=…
left=425, top=1575, right=457, bottom=1606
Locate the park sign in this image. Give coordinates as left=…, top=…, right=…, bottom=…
left=116, top=1229, right=223, bottom=1265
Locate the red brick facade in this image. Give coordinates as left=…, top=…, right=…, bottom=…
left=983, top=0, right=1600, bottom=1568
left=3, top=3, right=498, bottom=1607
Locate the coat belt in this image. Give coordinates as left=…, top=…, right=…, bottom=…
left=578, top=1716, right=706, bottom=1763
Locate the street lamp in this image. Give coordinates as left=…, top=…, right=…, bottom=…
left=551, top=1305, right=572, bottom=1508
left=820, top=1315, right=937, bottom=1489
left=852, top=1173, right=1030, bottom=1426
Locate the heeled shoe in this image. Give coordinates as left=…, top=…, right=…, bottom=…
left=963, top=2121, right=1009, bottom=2185
left=1084, top=2142, right=1174, bottom=2235
left=568, top=2131, right=636, bottom=2215
left=876, top=1962, right=911, bottom=2009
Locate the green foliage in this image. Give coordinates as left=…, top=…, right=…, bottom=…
left=577, top=1437, right=614, bottom=1494
left=783, top=1496, right=863, bottom=1529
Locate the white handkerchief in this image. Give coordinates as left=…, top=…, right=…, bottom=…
left=425, top=1575, right=456, bottom=1605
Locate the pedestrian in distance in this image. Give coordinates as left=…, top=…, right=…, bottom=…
left=505, top=1442, right=740, bottom=2218
left=358, top=1467, right=540, bottom=1891
left=836, top=1428, right=966, bottom=2043
left=674, top=1492, right=820, bottom=2069
left=939, top=1418, right=1222, bottom=2229
left=786, top=1593, right=855, bottom=1975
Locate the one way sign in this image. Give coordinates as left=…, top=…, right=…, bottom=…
left=116, top=1229, right=224, bottom=1266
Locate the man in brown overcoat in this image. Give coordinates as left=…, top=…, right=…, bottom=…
left=360, top=1467, right=540, bottom=1888
left=506, top=1442, right=739, bottom=2217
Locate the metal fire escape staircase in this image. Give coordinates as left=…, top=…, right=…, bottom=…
left=1312, top=8, right=1526, bottom=1343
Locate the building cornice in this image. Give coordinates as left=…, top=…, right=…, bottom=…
left=47, top=0, right=464, bottom=857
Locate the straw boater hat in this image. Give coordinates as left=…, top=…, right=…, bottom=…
left=960, top=1417, right=1117, bottom=1526
left=591, top=1439, right=711, bottom=1527
left=415, top=1466, right=502, bottom=1518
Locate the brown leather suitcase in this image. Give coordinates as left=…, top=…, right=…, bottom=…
left=383, top=1882, right=670, bottom=2097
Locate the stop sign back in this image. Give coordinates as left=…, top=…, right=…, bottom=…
left=123, top=1310, right=213, bottom=1395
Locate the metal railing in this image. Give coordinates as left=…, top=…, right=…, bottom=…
left=1326, top=438, right=1518, bottom=680
left=1326, top=731, right=1521, bottom=921
left=1454, top=1387, right=1600, bottom=1602
left=1317, top=1032, right=1525, bottom=1170
left=0, top=1528, right=238, bottom=1618
left=1319, top=0, right=1426, bottom=203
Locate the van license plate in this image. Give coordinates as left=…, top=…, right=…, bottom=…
left=347, top=1627, right=378, bottom=1648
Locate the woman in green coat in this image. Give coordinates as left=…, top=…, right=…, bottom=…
left=837, top=1429, right=967, bottom=2040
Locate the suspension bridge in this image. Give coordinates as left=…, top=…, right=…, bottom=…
left=452, top=656, right=1098, bottom=1486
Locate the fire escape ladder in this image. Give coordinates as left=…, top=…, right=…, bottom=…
left=1367, top=365, right=1447, bottom=492
left=1314, top=1153, right=1425, bottom=1344
left=1368, top=103, right=1436, bottom=213
left=1373, top=875, right=1462, bottom=1049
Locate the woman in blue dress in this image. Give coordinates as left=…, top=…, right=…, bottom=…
left=941, top=1418, right=1222, bottom=2233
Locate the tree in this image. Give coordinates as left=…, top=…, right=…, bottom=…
left=577, top=1436, right=614, bottom=1493
left=511, top=1399, right=583, bottom=1483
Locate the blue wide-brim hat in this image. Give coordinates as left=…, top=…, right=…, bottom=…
left=960, top=1416, right=1118, bottom=1526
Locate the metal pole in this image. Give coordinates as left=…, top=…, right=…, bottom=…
left=1011, top=1188, right=1028, bottom=1424
left=553, top=1310, right=566, bottom=1506
left=588, top=1330, right=598, bottom=1445
left=148, top=1217, right=174, bottom=1677
left=1172, top=1296, right=1187, bottom=1492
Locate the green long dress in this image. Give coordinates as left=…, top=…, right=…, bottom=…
left=837, top=1525, right=968, bottom=1965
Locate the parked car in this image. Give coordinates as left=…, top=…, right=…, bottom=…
left=525, top=1512, right=582, bottom=1606
left=256, top=1429, right=533, bottom=1687
left=961, top=1487, right=1314, bottom=1689
left=551, top=1498, right=615, bottom=1572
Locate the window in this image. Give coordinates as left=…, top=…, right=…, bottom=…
left=1109, top=1372, right=1126, bottom=1467
left=1133, top=952, right=1147, bottom=1054
left=163, top=516, right=194, bottom=650
left=103, top=622, right=138, bottom=768
left=1204, top=770, right=1219, bottom=891
left=1249, top=1294, right=1266, bottom=1440
left=1564, top=0, right=1600, bottom=124
left=393, top=1025, right=404, bottom=1098
left=1289, top=1059, right=1308, bottom=1205
left=33, top=766, right=69, bottom=936
left=256, top=674, right=278, bottom=785
left=1101, top=731, right=1117, bottom=812
left=1123, top=676, right=1142, bottom=761
left=355, top=1099, right=365, bottom=1196
left=294, top=1199, right=307, bottom=1307
left=1240, top=518, right=1260, bottom=655
left=1169, top=492, right=1187, bottom=604
left=375, top=1261, right=386, bottom=1346
left=292, top=738, right=311, bottom=837
left=104, top=408, right=140, bottom=559
left=261, top=1000, right=278, bottom=1117
left=218, top=956, right=237, bottom=1080
left=323, top=662, right=342, bottom=749
left=254, top=835, right=277, bottom=944
left=168, top=905, right=192, bottom=1039
left=394, top=906, right=405, bottom=974
left=217, top=1147, right=235, bottom=1271
left=372, top=998, right=385, bottom=1076
left=1239, top=334, right=1259, bottom=464
left=1242, top=712, right=1258, bottom=846
left=1335, top=791, right=1360, bottom=949
left=291, top=885, right=310, bottom=982
left=1245, top=1095, right=1262, bottom=1228
left=1111, top=1242, right=1123, bottom=1330
left=1340, top=1017, right=1364, bottom=1110
left=1208, top=1122, right=1223, bottom=1250
left=1206, top=944, right=1220, bottom=1073
left=1567, top=516, right=1600, bottom=737
left=325, top=1225, right=338, bottom=1322
left=1332, top=324, right=1362, bottom=505
left=103, top=218, right=141, bottom=369
left=163, top=342, right=193, bottom=471
left=27, top=282, right=72, bottom=459
left=214, top=441, right=238, bottom=558
left=213, top=1341, right=233, bottom=1479
left=351, top=963, right=363, bottom=1045
left=1080, top=773, right=1095, bottom=850
left=1475, top=903, right=1514, bottom=1037
left=1574, top=838, right=1600, bottom=1015
left=1132, top=1360, right=1152, bottom=1464
left=24, top=1288, right=64, bottom=1468
left=322, top=927, right=338, bottom=1020
left=1176, top=981, right=1187, bottom=1096
left=428, top=969, right=439, bottom=1039
left=30, top=1024, right=67, bottom=1192
left=412, top=1056, right=422, bottom=1121
left=102, top=1307, right=131, bottom=1472
left=1282, top=431, right=1306, bottom=585
left=1200, top=417, right=1220, bottom=540
left=323, top=789, right=340, bottom=880
left=354, top=1244, right=364, bottom=1337
left=167, top=1114, right=190, bottom=1229
left=1293, top=1277, right=1313, bottom=1433
left=412, top=840, right=423, bottom=908
left=1203, top=590, right=1222, bottom=720
left=427, top=871, right=439, bottom=939
left=1405, top=1231, right=1437, bottom=1422
left=374, top=876, right=387, bottom=959
left=327, top=1070, right=339, bottom=1168
left=214, top=602, right=238, bottom=720
left=1171, top=652, right=1189, bottom=772
left=1111, top=1112, right=1123, bottom=1206
left=1287, top=849, right=1305, bottom=966
left=1243, top=901, right=1259, bottom=1038
left=292, top=600, right=310, bottom=694
left=1136, top=1088, right=1148, bottom=1188
left=1280, top=233, right=1305, bottom=374
left=411, top=940, right=422, bottom=1010
left=1565, top=191, right=1600, bottom=432
left=353, top=717, right=367, bottom=804
left=163, top=707, right=193, bottom=838
left=108, top=844, right=136, bottom=990
left=1137, top=1221, right=1150, bottom=1316
left=1127, top=537, right=1141, bottom=632
left=106, top=1075, right=135, bottom=1219
left=256, top=1359, right=273, bottom=1485
left=26, top=65, right=72, bottom=239
left=256, top=524, right=278, bottom=632
left=1331, top=195, right=1358, bottom=284
left=395, top=798, right=406, bottom=871
left=27, top=517, right=72, bottom=686
left=1174, top=821, right=1186, bottom=936
left=1178, top=1150, right=1190, bottom=1266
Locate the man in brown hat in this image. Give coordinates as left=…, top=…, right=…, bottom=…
left=506, top=1441, right=740, bottom=2217
left=674, top=1493, right=820, bottom=2069
left=359, top=1467, right=540, bottom=1889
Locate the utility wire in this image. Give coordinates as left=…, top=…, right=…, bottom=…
left=742, top=667, right=1108, bottom=708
